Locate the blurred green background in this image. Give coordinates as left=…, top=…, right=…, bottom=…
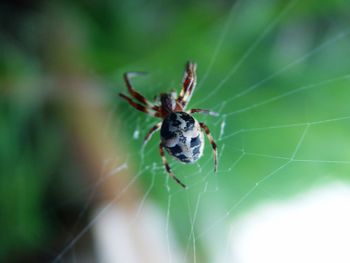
left=1, top=0, right=350, bottom=262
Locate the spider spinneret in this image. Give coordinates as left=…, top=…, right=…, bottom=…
left=119, top=61, right=218, bottom=188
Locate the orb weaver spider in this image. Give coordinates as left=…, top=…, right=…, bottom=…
left=119, top=62, right=218, bottom=188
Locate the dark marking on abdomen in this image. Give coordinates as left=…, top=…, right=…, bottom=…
left=193, top=146, right=201, bottom=156
left=177, top=154, right=191, bottom=163
left=168, top=145, right=182, bottom=155
left=190, top=136, right=201, bottom=148
left=160, top=119, right=175, bottom=140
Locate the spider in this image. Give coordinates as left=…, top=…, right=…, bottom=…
left=119, top=61, right=218, bottom=188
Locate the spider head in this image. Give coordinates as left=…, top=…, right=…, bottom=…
left=160, top=91, right=177, bottom=115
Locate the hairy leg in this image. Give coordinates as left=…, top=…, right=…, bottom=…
left=123, top=72, right=160, bottom=111
left=159, top=143, right=186, bottom=188
left=200, top=122, right=218, bottom=173
left=143, top=123, right=161, bottom=146
left=187, top=108, right=219, bottom=116
left=119, top=93, right=160, bottom=117
left=177, top=62, right=197, bottom=109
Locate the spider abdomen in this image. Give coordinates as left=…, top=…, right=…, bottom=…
left=160, top=112, right=204, bottom=163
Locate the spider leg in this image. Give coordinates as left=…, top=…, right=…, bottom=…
left=119, top=93, right=160, bottom=117
left=177, top=61, right=197, bottom=109
left=187, top=108, right=219, bottom=116
left=159, top=143, right=187, bottom=188
left=178, top=62, right=195, bottom=98
left=143, top=122, right=161, bottom=146
left=199, top=122, right=218, bottom=173
left=124, top=72, right=160, bottom=111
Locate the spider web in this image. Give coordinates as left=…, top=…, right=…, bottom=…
left=52, top=0, right=350, bottom=262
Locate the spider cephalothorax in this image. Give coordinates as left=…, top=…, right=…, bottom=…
left=119, top=62, right=218, bottom=188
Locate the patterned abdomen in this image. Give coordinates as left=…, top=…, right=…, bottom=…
left=160, top=112, right=204, bottom=163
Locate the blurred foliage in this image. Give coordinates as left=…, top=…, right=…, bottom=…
left=1, top=0, right=350, bottom=262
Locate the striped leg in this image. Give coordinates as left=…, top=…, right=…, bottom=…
left=177, top=62, right=197, bottom=109
left=187, top=108, right=219, bottom=116
left=199, top=122, right=218, bottom=173
left=159, top=143, right=186, bottom=188
left=124, top=72, right=160, bottom=111
left=119, top=93, right=160, bottom=117
left=143, top=122, right=161, bottom=146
